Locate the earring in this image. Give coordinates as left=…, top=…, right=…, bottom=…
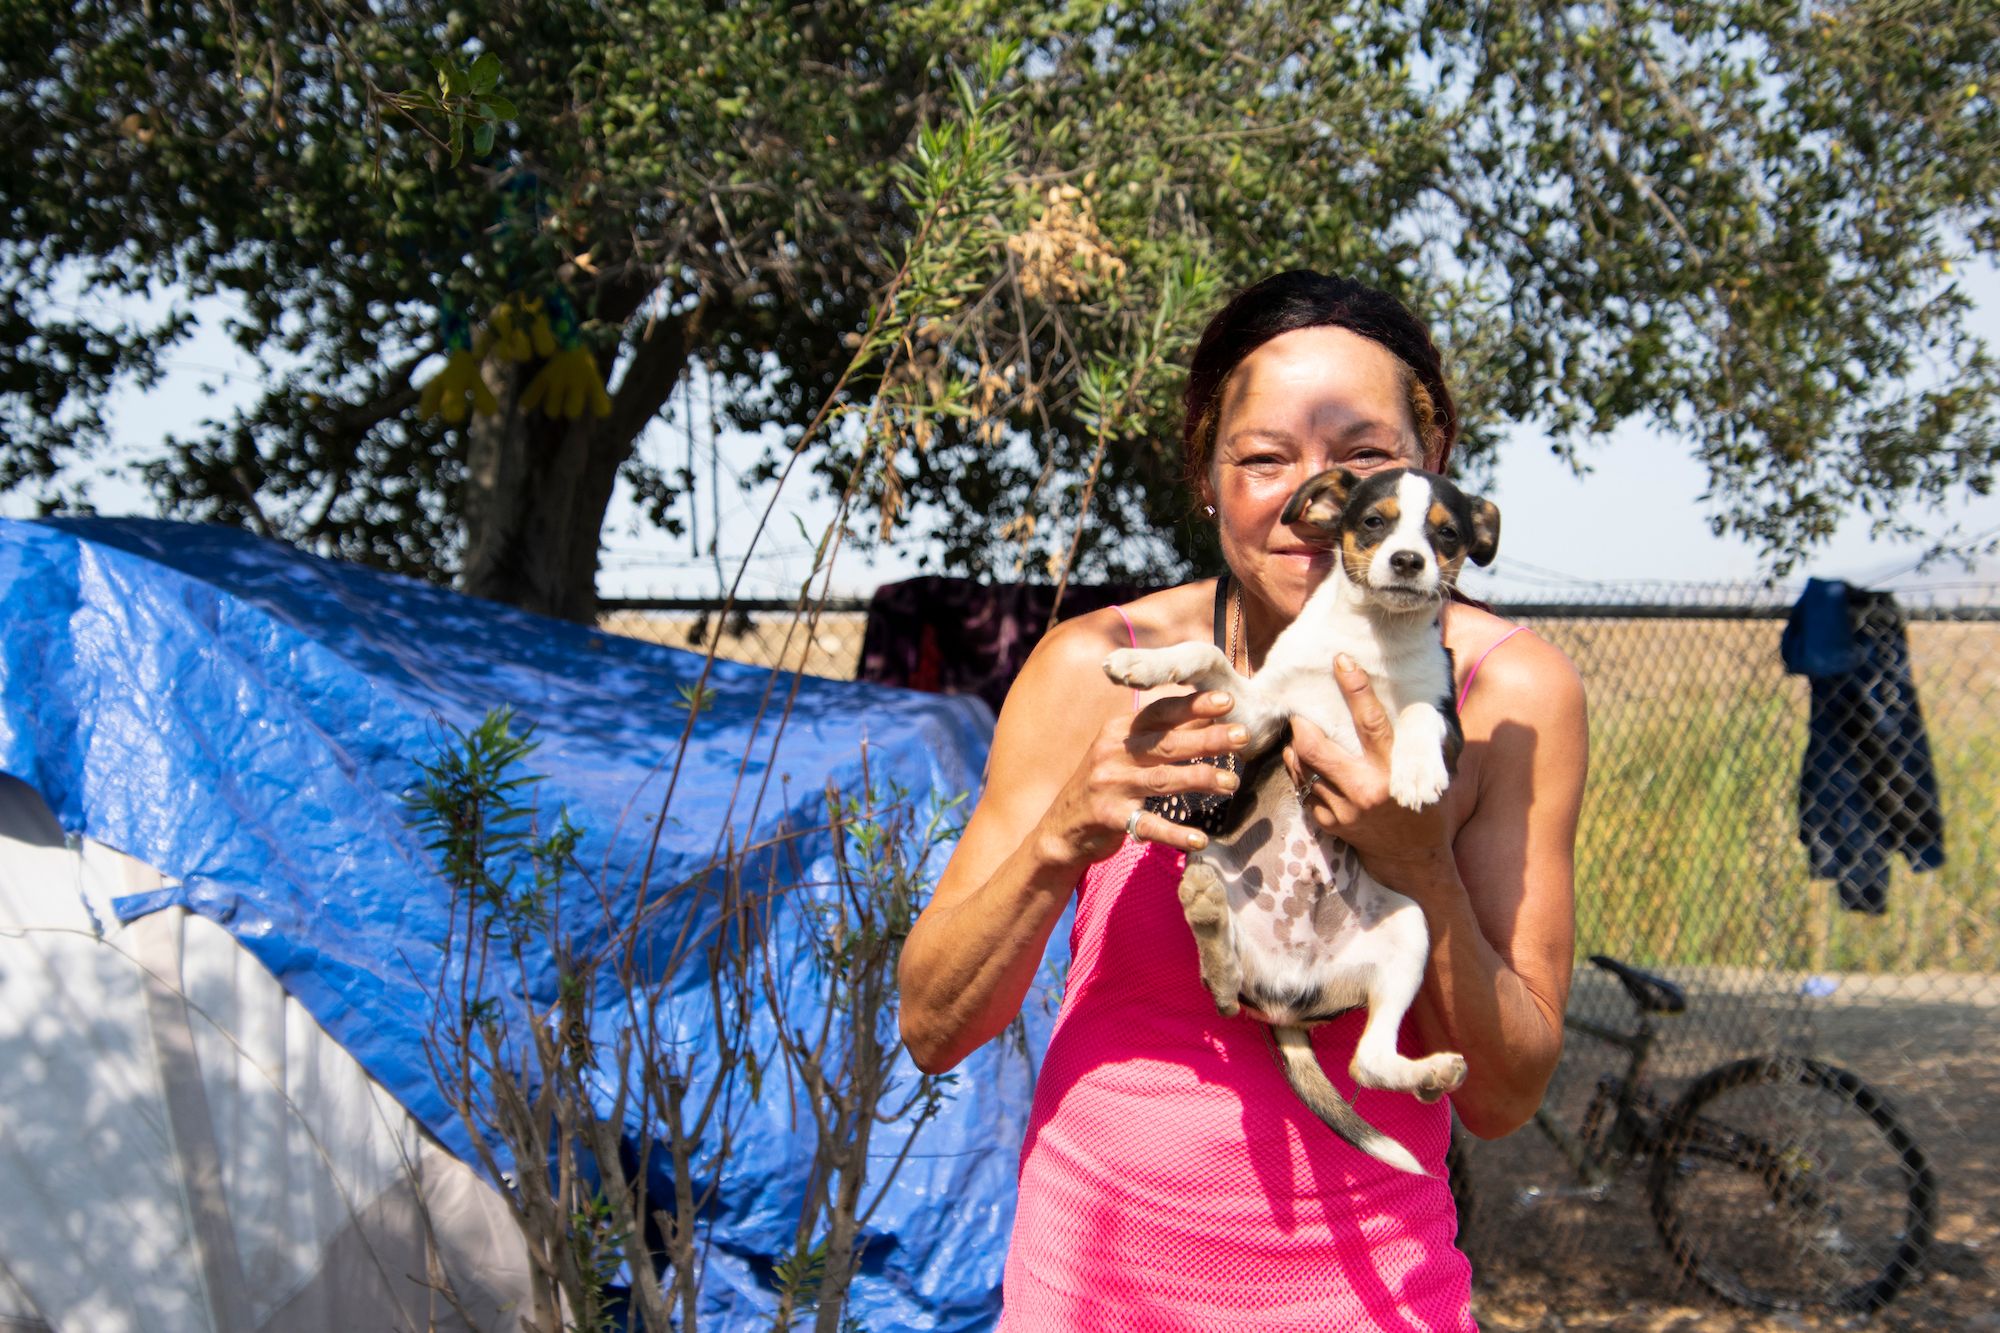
left=1204, top=505, right=1216, bottom=517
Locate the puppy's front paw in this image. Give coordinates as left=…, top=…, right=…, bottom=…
left=1103, top=647, right=1146, bottom=688
left=1103, top=647, right=1184, bottom=690
left=1388, top=745, right=1451, bottom=810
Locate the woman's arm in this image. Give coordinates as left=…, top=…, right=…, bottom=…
left=898, top=611, right=1245, bottom=1074
left=1287, top=640, right=1586, bottom=1138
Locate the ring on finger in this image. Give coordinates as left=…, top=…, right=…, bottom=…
left=1296, top=769, right=1323, bottom=799
left=1125, top=805, right=1146, bottom=840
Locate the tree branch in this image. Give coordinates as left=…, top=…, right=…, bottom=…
left=603, top=294, right=716, bottom=449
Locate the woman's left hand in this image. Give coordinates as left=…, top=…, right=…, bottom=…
left=1283, top=654, right=1458, bottom=900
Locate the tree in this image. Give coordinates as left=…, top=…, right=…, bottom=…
left=4, top=0, right=1996, bottom=621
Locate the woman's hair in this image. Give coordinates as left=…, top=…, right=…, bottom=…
left=1180, top=270, right=1458, bottom=498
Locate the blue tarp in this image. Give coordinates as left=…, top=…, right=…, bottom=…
left=0, top=517, right=1057, bottom=1329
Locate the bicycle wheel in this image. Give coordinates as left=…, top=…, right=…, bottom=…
left=1647, top=1055, right=1936, bottom=1313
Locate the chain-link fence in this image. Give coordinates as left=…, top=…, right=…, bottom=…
left=1463, top=587, right=1999, bottom=1332
left=600, top=586, right=2000, bottom=1329
left=598, top=597, right=870, bottom=680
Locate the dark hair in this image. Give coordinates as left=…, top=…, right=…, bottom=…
left=1180, top=270, right=1458, bottom=497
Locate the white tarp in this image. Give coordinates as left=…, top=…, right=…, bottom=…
left=0, top=776, right=534, bottom=1332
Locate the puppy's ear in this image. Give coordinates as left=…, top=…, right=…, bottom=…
left=1280, top=468, right=1358, bottom=530
left=1467, top=497, right=1500, bottom=566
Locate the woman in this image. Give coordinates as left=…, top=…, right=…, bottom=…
left=898, top=271, right=1587, bottom=1330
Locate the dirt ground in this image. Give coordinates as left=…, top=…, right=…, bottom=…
left=1459, top=973, right=1998, bottom=1332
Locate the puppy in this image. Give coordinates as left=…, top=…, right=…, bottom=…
left=1104, top=466, right=1499, bottom=1175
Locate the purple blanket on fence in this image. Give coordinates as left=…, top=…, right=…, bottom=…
left=857, top=576, right=1157, bottom=717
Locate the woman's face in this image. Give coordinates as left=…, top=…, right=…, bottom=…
left=1205, top=325, right=1425, bottom=622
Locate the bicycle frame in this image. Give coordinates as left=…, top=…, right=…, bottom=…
left=1495, top=962, right=1938, bottom=1315
left=1529, top=1002, right=1674, bottom=1191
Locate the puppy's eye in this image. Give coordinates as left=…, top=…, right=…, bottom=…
left=1363, top=513, right=1387, bottom=530
left=1438, top=525, right=1458, bottom=543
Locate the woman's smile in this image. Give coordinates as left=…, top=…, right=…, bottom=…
left=1272, top=545, right=1337, bottom=573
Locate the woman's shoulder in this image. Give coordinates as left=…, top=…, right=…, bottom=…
left=1445, top=603, right=1587, bottom=819
left=1003, top=580, right=1218, bottom=716
left=1030, top=580, right=1217, bottom=665
left=1446, top=602, right=1584, bottom=719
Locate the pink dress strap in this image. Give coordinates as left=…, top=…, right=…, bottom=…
left=1111, top=604, right=1140, bottom=709
left=1457, top=625, right=1532, bottom=711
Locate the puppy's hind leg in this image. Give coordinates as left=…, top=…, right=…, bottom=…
left=1178, top=860, right=1241, bottom=1017
left=1348, top=904, right=1467, bottom=1104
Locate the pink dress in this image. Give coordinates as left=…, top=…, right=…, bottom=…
left=997, top=833, right=1475, bottom=1331
left=997, top=613, right=1526, bottom=1329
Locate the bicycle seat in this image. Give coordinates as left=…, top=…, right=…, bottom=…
left=1588, top=954, right=1687, bottom=1015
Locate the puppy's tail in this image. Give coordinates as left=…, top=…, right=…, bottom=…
left=1271, top=1024, right=1425, bottom=1176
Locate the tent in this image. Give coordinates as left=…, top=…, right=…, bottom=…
left=0, top=518, right=1049, bottom=1330
left=0, top=774, right=533, bottom=1332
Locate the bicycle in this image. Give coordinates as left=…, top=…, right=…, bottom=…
left=1449, top=953, right=1938, bottom=1314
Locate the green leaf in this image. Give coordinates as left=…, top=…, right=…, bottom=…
left=473, top=122, right=495, bottom=157
left=470, top=52, right=501, bottom=94
left=481, top=94, right=518, bottom=122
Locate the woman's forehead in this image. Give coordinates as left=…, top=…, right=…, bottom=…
left=1217, top=326, right=1413, bottom=433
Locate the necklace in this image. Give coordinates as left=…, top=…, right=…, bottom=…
left=1223, top=578, right=1245, bottom=792
left=1230, top=576, right=1246, bottom=675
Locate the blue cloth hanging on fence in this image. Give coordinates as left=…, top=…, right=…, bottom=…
left=1780, top=578, right=1945, bottom=913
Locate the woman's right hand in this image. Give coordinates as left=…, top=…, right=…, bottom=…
left=1032, top=688, right=1249, bottom=867
left=903, top=598, right=1245, bottom=1073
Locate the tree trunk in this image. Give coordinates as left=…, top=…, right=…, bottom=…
left=459, top=301, right=707, bottom=622
left=458, top=396, right=615, bottom=622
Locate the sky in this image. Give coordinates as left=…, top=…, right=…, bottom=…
left=12, top=258, right=2000, bottom=606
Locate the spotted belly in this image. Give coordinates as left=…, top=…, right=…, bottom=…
left=1198, top=798, right=1393, bottom=1019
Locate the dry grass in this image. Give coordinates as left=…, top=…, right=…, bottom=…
left=1536, top=617, right=2000, bottom=976
left=599, top=609, right=869, bottom=680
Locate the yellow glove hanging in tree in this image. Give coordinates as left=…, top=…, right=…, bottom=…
left=520, top=346, right=612, bottom=419
left=518, top=291, right=610, bottom=419
left=524, top=297, right=558, bottom=358
left=417, top=307, right=499, bottom=422
left=486, top=298, right=535, bottom=362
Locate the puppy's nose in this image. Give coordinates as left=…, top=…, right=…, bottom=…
left=1390, top=550, right=1425, bottom=578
